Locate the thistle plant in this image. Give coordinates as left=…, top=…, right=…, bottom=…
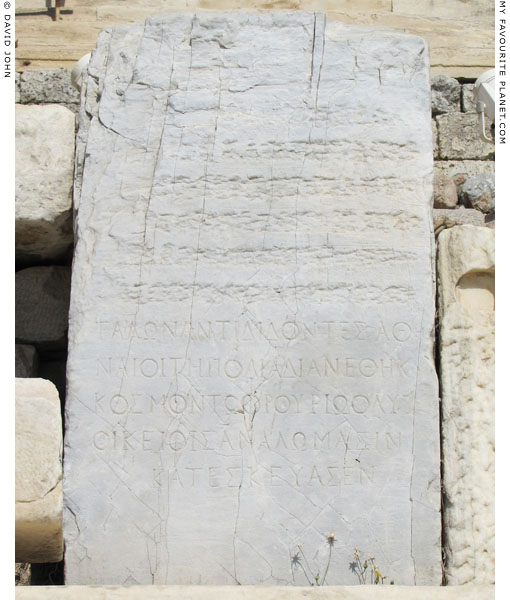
left=290, top=540, right=394, bottom=586
left=349, top=548, right=394, bottom=585
left=291, top=533, right=335, bottom=586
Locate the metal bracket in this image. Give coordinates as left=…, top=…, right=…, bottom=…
left=476, top=101, right=494, bottom=144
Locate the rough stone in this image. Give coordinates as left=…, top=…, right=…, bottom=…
left=16, top=71, right=21, bottom=103
left=461, top=83, right=476, bottom=113
left=432, top=119, right=439, bottom=159
left=430, top=75, right=461, bottom=115
left=12, top=584, right=496, bottom=600
left=15, top=378, right=64, bottom=564
left=15, top=563, right=31, bottom=586
left=15, top=266, right=72, bottom=353
left=433, top=207, right=485, bottom=236
left=433, top=172, right=458, bottom=208
left=433, top=160, right=494, bottom=187
left=436, top=112, right=495, bottom=160
left=20, top=69, right=80, bottom=105
left=458, top=173, right=495, bottom=213
left=15, top=104, right=75, bottom=263
left=437, top=226, right=494, bottom=584
left=15, top=344, right=39, bottom=378
left=64, top=12, right=440, bottom=586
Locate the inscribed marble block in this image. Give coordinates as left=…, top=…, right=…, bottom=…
left=64, top=12, right=441, bottom=585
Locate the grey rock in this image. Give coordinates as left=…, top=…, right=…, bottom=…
left=431, top=75, right=461, bottom=115
left=433, top=172, right=458, bottom=209
left=20, top=69, right=79, bottom=105
left=15, top=72, right=21, bottom=103
left=15, top=345, right=39, bottom=378
left=459, top=173, right=495, bottom=213
left=436, top=113, right=495, bottom=160
left=433, top=207, right=485, bottom=236
left=15, top=266, right=71, bottom=353
left=462, top=83, right=476, bottom=113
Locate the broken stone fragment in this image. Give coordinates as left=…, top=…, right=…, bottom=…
left=458, top=173, right=495, bottom=213
left=430, top=75, right=461, bottom=115
left=433, top=172, right=458, bottom=209
left=15, top=266, right=72, bottom=353
left=15, top=104, right=75, bottom=263
left=15, top=378, right=63, bottom=564
left=461, top=83, right=476, bottom=113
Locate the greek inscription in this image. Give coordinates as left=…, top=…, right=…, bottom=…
left=92, top=427, right=401, bottom=453
left=92, top=391, right=409, bottom=416
left=96, top=318, right=412, bottom=343
left=144, top=463, right=374, bottom=488
left=96, top=356, right=413, bottom=379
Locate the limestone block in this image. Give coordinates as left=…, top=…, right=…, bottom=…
left=433, top=172, right=457, bottom=208
left=65, top=12, right=441, bottom=586
left=20, top=69, right=80, bottom=105
left=437, top=226, right=494, bottom=584
left=433, top=207, right=485, bottom=236
left=458, top=173, right=495, bottom=213
left=436, top=113, right=494, bottom=160
left=15, top=266, right=71, bottom=353
left=433, top=160, right=494, bottom=186
left=13, top=585, right=496, bottom=600
left=15, top=104, right=75, bottom=263
left=461, top=83, right=476, bottom=113
left=16, top=378, right=63, bottom=563
left=430, top=75, right=460, bottom=115
left=15, top=344, right=39, bottom=378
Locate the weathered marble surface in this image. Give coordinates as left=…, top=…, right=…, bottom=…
left=15, top=105, right=75, bottom=263
left=65, top=12, right=440, bottom=585
left=437, top=225, right=495, bottom=584
left=16, top=378, right=63, bottom=563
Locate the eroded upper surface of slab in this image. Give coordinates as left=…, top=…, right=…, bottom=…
left=65, top=12, right=440, bottom=585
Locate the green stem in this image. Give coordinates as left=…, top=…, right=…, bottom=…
left=320, top=543, right=332, bottom=585
left=298, top=547, right=316, bottom=584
